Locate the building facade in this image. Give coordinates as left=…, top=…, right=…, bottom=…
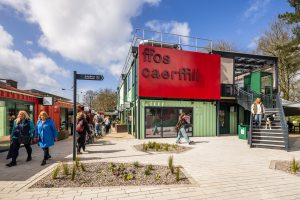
left=0, top=82, right=73, bottom=151
left=117, top=30, right=288, bottom=150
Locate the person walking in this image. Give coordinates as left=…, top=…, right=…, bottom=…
left=175, top=112, right=194, bottom=145
left=76, top=112, right=90, bottom=154
left=93, top=112, right=103, bottom=137
left=251, top=97, right=265, bottom=128
left=6, top=110, right=34, bottom=167
left=104, top=116, right=111, bottom=134
left=34, top=111, right=58, bottom=166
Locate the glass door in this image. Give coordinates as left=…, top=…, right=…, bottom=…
left=145, top=108, right=162, bottom=138
left=219, top=105, right=230, bottom=134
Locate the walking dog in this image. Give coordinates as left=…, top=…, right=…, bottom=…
left=265, top=113, right=276, bottom=130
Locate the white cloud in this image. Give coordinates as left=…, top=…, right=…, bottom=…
left=0, top=0, right=161, bottom=77
left=247, top=36, right=260, bottom=50
left=25, top=40, right=33, bottom=45
left=0, top=25, right=70, bottom=90
left=243, top=0, right=271, bottom=23
left=145, top=20, right=190, bottom=43
left=0, top=25, right=13, bottom=48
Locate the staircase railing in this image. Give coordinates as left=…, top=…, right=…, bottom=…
left=276, top=93, right=289, bottom=151
left=236, top=87, right=254, bottom=146
left=236, top=88, right=253, bottom=111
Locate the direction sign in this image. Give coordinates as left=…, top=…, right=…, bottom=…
left=76, top=74, right=104, bottom=81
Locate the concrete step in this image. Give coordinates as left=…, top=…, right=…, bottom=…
left=252, top=143, right=286, bottom=150
left=252, top=129, right=284, bottom=133
left=252, top=132, right=284, bottom=137
left=252, top=135, right=284, bottom=140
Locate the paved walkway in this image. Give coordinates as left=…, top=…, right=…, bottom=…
left=0, top=133, right=300, bottom=200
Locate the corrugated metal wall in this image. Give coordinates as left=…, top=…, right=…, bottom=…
left=139, top=99, right=217, bottom=139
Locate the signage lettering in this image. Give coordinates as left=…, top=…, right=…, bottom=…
left=138, top=45, right=221, bottom=100
left=142, top=68, right=199, bottom=81
left=76, top=74, right=104, bottom=81
left=143, top=48, right=170, bottom=64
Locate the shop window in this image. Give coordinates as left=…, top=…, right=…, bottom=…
left=162, top=108, right=178, bottom=138
left=60, top=108, right=69, bottom=131
left=145, top=107, right=193, bottom=138
left=145, top=108, right=162, bottom=138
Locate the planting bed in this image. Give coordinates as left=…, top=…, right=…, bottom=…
left=270, top=159, right=300, bottom=176
left=134, top=141, right=192, bottom=153
left=32, top=162, right=190, bottom=188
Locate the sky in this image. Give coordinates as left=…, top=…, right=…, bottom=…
left=0, top=0, right=294, bottom=101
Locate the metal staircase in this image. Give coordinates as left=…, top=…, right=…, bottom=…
left=236, top=88, right=289, bottom=151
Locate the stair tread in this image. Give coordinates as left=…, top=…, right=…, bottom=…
left=252, top=143, right=285, bottom=147
left=252, top=139, right=284, bottom=142
left=252, top=135, right=284, bottom=138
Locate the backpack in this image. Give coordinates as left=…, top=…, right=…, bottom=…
left=97, top=116, right=103, bottom=123
left=76, top=119, right=84, bottom=133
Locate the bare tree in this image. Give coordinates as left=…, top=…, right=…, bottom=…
left=83, top=90, right=98, bottom=108
left=92, top=89, right=117, bottom=112
left=256, top=19, right=300, bottom=100
left=212, top=40, right=237, bottom=51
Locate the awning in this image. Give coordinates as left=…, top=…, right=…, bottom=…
left=282, top=99, right=300, bottom=116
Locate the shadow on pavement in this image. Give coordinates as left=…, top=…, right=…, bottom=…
left=192, top=141, right=209, bottom=144
left=87, top=149, right=125, bottom=154
left=0, top=137, right=73, bottom=181
left=289, top=137, right=300, bottom=152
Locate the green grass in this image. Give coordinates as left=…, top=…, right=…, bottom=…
left=71, top=163, right=76, bottom=181
left=75, top=157, right=80, bottom=168
left=175, top=167, right=180, bottom=182
left=80, top=163, right=86, bottom=172
left=133, top=161, right=139, bottom=168
left=62, top=162, right=69, bottom=176
left=144, top=168, right=151, bottom=176
left=168, top=155, right=174, bottom=174
left=290, top=157, right=299, bottom=174
left=124, top=173, right=134, bottom=181
left=142, top=143, right=149, bottom=151
left=52, top=165, right=60, bottom=180
left=146, top=164, right=153, bottom=171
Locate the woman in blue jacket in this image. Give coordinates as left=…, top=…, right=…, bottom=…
left=34, top=111, right=58, bottom=166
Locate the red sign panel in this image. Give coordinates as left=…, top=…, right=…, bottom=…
left=138, top=45, right=221, bottom=100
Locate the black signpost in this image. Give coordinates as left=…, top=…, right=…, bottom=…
left=73, top=71, right=104, bottom=161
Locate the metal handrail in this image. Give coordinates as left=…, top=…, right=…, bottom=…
left=248, top=92, right=254, bottom=146
left=276, top=93, right=289, bottom=151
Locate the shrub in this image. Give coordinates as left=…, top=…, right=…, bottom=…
left=52, top=165, right=60, bottom=180
left=155, top=173, right=161, bottom=181
left=71, top=163, right=76, bottom=181
left=80, top=163, right=86, bottom=172
left=75, top=157, right=80, bottom=168
left=62, top=162, right=69, bottom=176
left=168, top=155, right=174, bottom=174
left=172, top=144, right=178, bottom=150
left=146, top=164, right=153, bottom=171
left=164, top=144, right=170, bottom=151
left=142, top=143, right=149, bottom=151
left=176, top=167, right=180, bottom=182
left=147, top=141, right=155, bottom=149
left=133, top=161, right=139, bottom=168
left=144, top=168, right=151, bottom=176
left=124, top=173, right=134, bottom=181
left=155, top=143, right=161, bottom=151
left=290, top=157, right=299, bottom=174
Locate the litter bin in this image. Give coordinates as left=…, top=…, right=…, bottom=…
left=238, top=124, right=249, bottom=140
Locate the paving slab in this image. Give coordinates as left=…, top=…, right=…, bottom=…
left=0, top=133, right=300, bottom=200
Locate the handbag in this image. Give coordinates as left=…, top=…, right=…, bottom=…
left=18, top=135, right=31, bottom=145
